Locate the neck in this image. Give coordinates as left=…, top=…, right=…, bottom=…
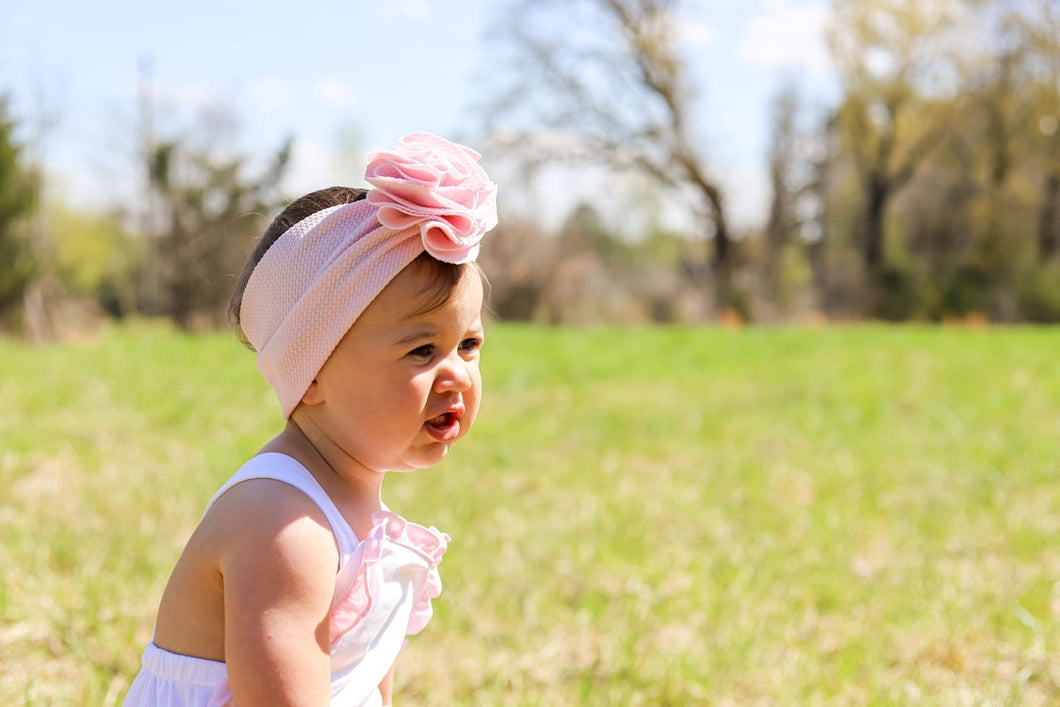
left=263, top=417, right=385, bottom=532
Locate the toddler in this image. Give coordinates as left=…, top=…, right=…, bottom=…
left=125, top=132, right=498, bottom=706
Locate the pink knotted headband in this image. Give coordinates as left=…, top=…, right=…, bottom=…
left=240, top=132, right=498, bottom=418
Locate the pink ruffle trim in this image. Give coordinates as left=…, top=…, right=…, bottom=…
left=329, top=511, right=450, bottom=647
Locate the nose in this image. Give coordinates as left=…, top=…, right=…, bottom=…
left=433, top=350, right=473, bottom=394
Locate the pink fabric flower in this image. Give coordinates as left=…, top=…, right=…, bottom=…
left=365, top=131, right=498, bottom=264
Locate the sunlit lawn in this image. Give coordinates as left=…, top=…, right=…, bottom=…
left=1, top=321, right=1058, bottom=705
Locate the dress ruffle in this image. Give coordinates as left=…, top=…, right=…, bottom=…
left=329, top=511, right=450, bottom=646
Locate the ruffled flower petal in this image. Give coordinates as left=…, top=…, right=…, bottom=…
left=365, top=132, right=497, bottom=264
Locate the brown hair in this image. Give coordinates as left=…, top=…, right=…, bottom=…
left=229, top=186, right=486, bottom=349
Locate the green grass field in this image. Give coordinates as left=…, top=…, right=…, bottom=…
left=1, top=322, right=1058, bottom=705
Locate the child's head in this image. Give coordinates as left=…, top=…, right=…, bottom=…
left=298, top=251, right=486, bottom=471
left=230, top=132, right=498, bottom=422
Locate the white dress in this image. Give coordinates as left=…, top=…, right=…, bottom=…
left=124, top=453, right=449, bottom=706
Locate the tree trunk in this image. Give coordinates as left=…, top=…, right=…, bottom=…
left=22, top=281, right=52, bottom=342
left=681, top=153, right=733, bottom=315
left=864, top=178, right=888, bottom=272
left=1039, top=170, right=1060, bottom=261
left=764, top=182, right=787, bottom=313
left=708, top=198, right=735, bottom=314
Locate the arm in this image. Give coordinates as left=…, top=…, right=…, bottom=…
left=210, top=480, right=339, bottom=706
left=379, top=660, right=396, bottom=705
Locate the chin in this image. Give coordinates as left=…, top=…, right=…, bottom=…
left=390, top=446, right=449, bottom=473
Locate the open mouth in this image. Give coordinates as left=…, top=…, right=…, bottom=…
left=427, top=412, right=456, bottom=428
left=425, top=411, right=461, bottom=442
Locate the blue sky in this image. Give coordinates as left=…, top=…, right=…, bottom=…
left=0, top=0, right=836, bottom=229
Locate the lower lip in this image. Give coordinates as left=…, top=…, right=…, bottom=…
left=424, top=417, right=461, bottom=443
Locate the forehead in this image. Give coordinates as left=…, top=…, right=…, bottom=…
left=358, top=260, right=483, bottom=331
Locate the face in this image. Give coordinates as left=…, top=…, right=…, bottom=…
left=301, top=260, right=485, bottom=474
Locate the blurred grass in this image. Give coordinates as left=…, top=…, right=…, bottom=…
left=1, top=322, right=1058, bottom=705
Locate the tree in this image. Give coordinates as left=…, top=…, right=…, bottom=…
left=764, top=85, right=821, bottom=318
left=805, top=113, right=841, bottom=316
left=950, top=4, right=1035, bottom=318
left=1018, top=0, right=1060, bottom=262
left=49, top=203, right=141, bottom=318
left=146, top=108, right=291, bottom=329
left=539, top=202, right=644, bottom=324
left=890, top=0, right=1057, bottom=320
left=481, top=0, right=735, bottom=310
left=476, top=213, right=554, bottom=321
left=0, top=97, right=39, bottom=328
left=826, top=0, right=964, bottom=281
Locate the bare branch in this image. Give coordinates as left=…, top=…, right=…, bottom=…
left=480, top=0, right=731, bottom=296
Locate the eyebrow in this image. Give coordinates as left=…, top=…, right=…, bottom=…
left=391, top=326, right=438, bottom=347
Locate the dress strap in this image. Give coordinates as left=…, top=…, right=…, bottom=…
left=203, top=452, right=360, bottom=560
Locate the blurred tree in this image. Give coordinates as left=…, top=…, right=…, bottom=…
left=540, top=202, right=644, bottom=324
left=888, top=0, right=1055, bottom=320
left=49, top=203, right=141, bottom=318
left=763, top=85, right=826, bottom=319
left=1019, top=0, right=1060, bottom=262
left=805, top=114, right=840, bottom=316
left=480, top=0, right=735, bottom=311
left=973, top=44, right=1027, bottom=285
left=826, top=0, right=963, bottom=285
left=1006, top=0, right=1060, bottom=319
left=476, top=213, right=555, bottom=320
left=957, top=3, right=1035, bottom=319
left=764, top=86, right=801, bottom=315
left=0, top=97, right=39, bottom=328
left=146, top=107, right=291, bottom=329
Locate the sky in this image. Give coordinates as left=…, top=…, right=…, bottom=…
left=0, top=0, right=836, bottom=230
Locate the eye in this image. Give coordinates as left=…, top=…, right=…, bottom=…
left=459, top=336, right=483, bottom=354
left=408, top=344, right=435, bottom=360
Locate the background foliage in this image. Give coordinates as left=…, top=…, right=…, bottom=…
left=477, top=0, right=1060, bottom=324
left=1, top=0, right=1059, bottom=335
left=0, top=97, right=38, bottom=329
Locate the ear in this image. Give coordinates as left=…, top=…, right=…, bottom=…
left=301, top=379, right=324, bottom=406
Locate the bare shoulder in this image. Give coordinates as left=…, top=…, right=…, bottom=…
left=153, top=477, right=339, bottom=661
left=203, top=477, right=341, bottom=578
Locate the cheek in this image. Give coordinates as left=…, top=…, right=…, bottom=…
left=358, top=376, right=423, bottom=421
left=466, top=367, right=484, bottom=418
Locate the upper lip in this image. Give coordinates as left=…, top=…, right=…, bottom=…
left=428, top=400, right=464, bottom=421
